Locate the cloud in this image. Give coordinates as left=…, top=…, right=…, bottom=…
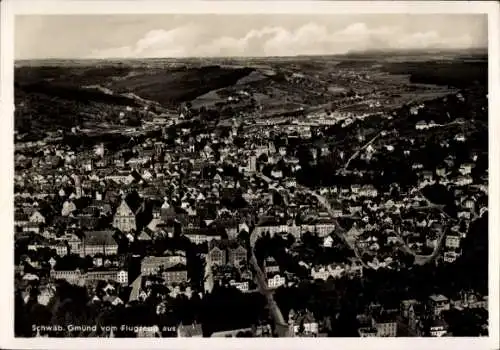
left=87, top=22, right=481, bottom=58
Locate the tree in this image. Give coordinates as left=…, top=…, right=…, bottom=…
left=298, top=320, right=305, bottom=335
left=28, top=303, right=52, bottom=335
left=237, top=230, right=250, bottom=246
left=257, top=153, right=268, bottom=163
left=272, top=192, right=284, bottom=206
left=400, top=253, right=416, bottom=268
left=301, top=231, right=321, bottom=254
left=15, top=290, right=31, bottom=336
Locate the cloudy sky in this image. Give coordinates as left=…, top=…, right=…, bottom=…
left=15, top=14, right=487, bottom=59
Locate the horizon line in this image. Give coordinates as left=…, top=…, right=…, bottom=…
left=14, top=47, right=489, bottom=62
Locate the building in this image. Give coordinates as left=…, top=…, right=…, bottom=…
left=445, top=235, right=461, bottom=249
left=23, top=222, right=41, bottom=234
left=27, top=243, right=68, bottom=257
left=452, top=292, right=489, bottom=310
left=82, top=231, right=119, bottom=257
left=73, top=175, right=82, bottom=198
left=429, top=319, right=448, bottom=337
left=314, top=218, right=336, bottom=237
left=359, top=185, right=378, bottom=198
left=177, top=323, right=203, bottom=337
left=443, top=250, right=461, bottom=263
left=117, top=270, right=128, bottom=284
left=264, top=257, right=280, bottom=274
left=162, top=250, right=187, bottom=265
left=288, top=310, right=319, bottom=337
left=248, top=155, right=257, bottom=173
left=50, top=269, right=83, bottom=284
left=415, top=121, right=430, bottom=130
left=372, top=312, right=398, bottom=337
left=228, top=245, right=247, bottom=266
left=401, top=299, right=419, bottom=319
left=207, top=240, right=247, bottom=268
left=36, top=284, right=56, bottom=306
left=53, top=243, right=69, bottom=256
left=229, top=280, right=249, bottom=293
left=161, top=264, right=188, bottom=284
left=207, top=246, right=226, bottom=266
left=267, top=274, right=286, bottom=289
left=184, top=229, right=222, bottom=245
left=358, top=327, right=378, bottom=337
left=311, top=263, right=347, bottom=280
left=141, top=256, right=179, bottom=275
left=85, top=269, right=122, bottom=284
left=113, top=199, right=137, bottom=232
left=29, top=210, right=46, bottom=224
left=407, top=303, right=425, bottom=336
left=459, top=163, right=474, bottom=175
left=60, top=233, right=83, bottom=255
left=14, top=212, right=30, bottom=228
left=455, top=175, right=473, bottom=186
left=323, top=235, right=334, bottom=248
left=429, top=294, right=450, bottom=316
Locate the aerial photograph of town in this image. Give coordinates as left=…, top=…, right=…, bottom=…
left=12, top=12, right=489, bottom=339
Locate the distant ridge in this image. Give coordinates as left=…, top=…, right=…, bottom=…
left=15, top=47, right=488, bottom=67
left=345, top=47, right=488, bottom=57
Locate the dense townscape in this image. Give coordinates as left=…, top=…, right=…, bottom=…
left=14, top=51, right=488, bottom=338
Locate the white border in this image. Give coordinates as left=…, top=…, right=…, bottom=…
left=6, top=0, right=500, bottom=14
left=1, top=1, right=499, bottom=350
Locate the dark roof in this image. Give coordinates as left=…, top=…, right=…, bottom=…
left=228, top=242, right=247, bottom=251
left=210, top=218, right=239, bottom=229
left=129, top=170, right=144, bottom=182
left=163, top=263, right=187, bottom=272
left=83, top=230, right=117, bottom=246
left=124, top=192, right=143, bottom=214
left=373, top=311, right=398, bottom=324
left=209, top=239, right=243, bottom=251
left=15, top=212, right=29, bottom=221
left=91, top=200, right=112, bottom=208
left=77, top=216, right=100, bottom=230
left=82, top=206, right=99, bottom=216
left=184, top=227, right=211, bottom=236
left=257, top=216, right=280, bottom=226
left=53, top=216, right=75, bottom=225
left=221, top=187, right=238, bottom=196
left=431, top=318, right=448, bottom=328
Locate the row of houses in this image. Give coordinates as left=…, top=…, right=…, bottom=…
left=49, top=268, right=129, bottom=285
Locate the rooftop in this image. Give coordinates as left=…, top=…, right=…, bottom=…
left=83, top=230, right=117, bottom=246
left=429, top=294, right=449, bottom=302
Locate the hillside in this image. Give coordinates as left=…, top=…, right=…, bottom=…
left=14, top=64, right=256, bottom=134
left=108, top=66, right=255, bottom=105
left=14, top=52, right=487, bottom=137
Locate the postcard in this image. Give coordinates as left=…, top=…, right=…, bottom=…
left=0, top=1, right=498, bottom=349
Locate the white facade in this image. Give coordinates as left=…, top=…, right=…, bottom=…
left=430, top=326, right=447, bottom=337
left=293, top=322, right=319, bottom=335
left=29, top=211, right=45, bottom=224
left=229, top=281, right=249, bottom=292
left=445, top=235, right=461, bottom=249
left=268, top=274, right=285, bottom=289
left=117, top=270, right=128, bottom=284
